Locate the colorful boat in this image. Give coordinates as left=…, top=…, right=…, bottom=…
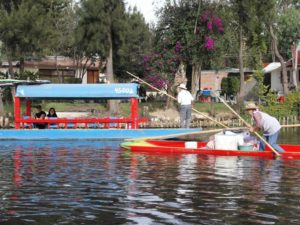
left=1, top=83, right=202, bottom=140
left=121, top=139, right=300, bottom=159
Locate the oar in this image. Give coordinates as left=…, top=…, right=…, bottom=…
left=281, top=124, right=300, bottom=128
left=126, top=71, right=228, bottom=128
left=126, top=128, right=224, bottom=141
left=215, top=95, right=281, bottom=157
left=126, top=127, right=248, bottom=141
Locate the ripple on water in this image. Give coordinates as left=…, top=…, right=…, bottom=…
left=0, top=140, right=300, bottom=224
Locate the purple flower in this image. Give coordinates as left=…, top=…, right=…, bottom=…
left=201, top=11, right=209, bottom=23
left=175, top=41, right=182, bottom=53
left=143, top=55, right=151, bottom=63
left=218, top=27, right=224, bottom=33
left=207, top=21, right=213, bottom=30
left=204, top=36, right=214, bottom=50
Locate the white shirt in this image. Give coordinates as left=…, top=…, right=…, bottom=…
left=177, top=89, right=194, bottom=105
left=253, top=110, right=281, bottom=135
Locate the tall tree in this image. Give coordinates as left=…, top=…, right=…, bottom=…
left=76, top=0, right=127, bottom=114
left=153, top=0, right=225, bottom=95
left=0, top=0, right=71, bottom=75
left=277, top=8, right=300, bottom=89
left=115, top=6, right=152, bottom=80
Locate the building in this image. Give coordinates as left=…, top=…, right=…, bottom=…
left=263, top=51, right=300, bottom=93
left=0, top=56, right=101, bottom=84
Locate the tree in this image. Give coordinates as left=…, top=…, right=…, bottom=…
left=0, top=0, right=70, bottom=75
left=114, top=6, right=152, bottom=81
left=75, top=0, right=128, bottom=114
left=145, top=0, right=225, bottom=108
left=277, top=8, right=300, bottom=89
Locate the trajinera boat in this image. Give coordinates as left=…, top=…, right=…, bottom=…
left=120, top=139, right=300, bottom=159
left=0, top=82, right=202, bottom=140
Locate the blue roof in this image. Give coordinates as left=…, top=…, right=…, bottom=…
left=16, top=83, right=140, bottom=99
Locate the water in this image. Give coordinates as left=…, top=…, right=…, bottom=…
left=0, top=129, right=299, bottom=225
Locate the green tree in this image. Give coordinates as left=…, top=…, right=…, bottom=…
left=154, top=0, right=225, bottom=94
left=75, top=0, right=127, bottom=114
left=221, top=76, right=240, bottom=97
left=114, top=6, right=152, bottom=80
left=0, top=0, right=72, bottom=75
left=277, top=8, right=300, bottom=89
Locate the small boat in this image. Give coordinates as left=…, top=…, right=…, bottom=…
left=120, top=139, right=300, bottom=159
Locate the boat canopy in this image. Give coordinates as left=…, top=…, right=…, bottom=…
left=16, top=83, right=140, bottom=99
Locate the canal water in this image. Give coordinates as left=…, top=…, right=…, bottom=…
left=0, top=129, right=299, bottom=225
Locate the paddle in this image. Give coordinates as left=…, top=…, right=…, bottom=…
left=126, top=128, right=224, bottom=141
left=126, top=71, right=228, bottom=128
left=125, top=127, right=249, bottom=141
left=281, top=124, right=300, bottom=128
left=215, top=95, right=281, bottom=157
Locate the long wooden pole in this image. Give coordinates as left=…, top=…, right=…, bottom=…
left=281, top=124, right=300, bottom=128
left=126, top=71, right=228, bottom=128
left=216, top=96, right=281, bottom=157
left=126, top=128, right=224, bottom=141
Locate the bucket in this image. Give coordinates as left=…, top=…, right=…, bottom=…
left=238, top=144, right=254, bottom=151
left=214, top=133, right=241, bottom=150
left=185, top=141, right=198, bottom=149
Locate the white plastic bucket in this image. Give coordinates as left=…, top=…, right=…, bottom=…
left=185, top=141, right=198, bottom=149
left=214, top=133, right=242, bottom=150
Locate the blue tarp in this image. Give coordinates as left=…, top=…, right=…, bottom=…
left=16, top=83, right=139, bottom=99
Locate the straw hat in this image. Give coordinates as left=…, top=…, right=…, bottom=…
left=245, top=102, right=258, bottom=110
left=178, top=83, right=187, bottom=90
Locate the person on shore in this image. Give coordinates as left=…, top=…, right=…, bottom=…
left=47, top=107, right=58, bottom=118
left=245, top=102, right=285, bottom=152
left=34, top=105, right=46, bottom=119
left=177, top=83, right=194, bottom=128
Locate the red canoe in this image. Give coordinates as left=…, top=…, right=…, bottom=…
left=120, top=139, right=300, bottom=159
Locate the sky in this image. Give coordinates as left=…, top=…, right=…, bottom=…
left=125, top=0, right=165, bottom=24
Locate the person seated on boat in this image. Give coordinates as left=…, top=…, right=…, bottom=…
left=47, top=107, right=58, bottom=118
left=245, top=102, right=285, bottom=152
left=34, top=105, right=46, bottom=119
left=35, top=111, right=47, bottom=129
left=205, top=135, right=215, bottom=149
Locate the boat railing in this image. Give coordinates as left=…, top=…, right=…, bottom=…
left=18, top=117, right=149, bottom=129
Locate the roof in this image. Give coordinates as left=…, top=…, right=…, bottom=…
left=24, top=56, right=100, bottom=70
left=16, top=83, right=140, bottom=99
left=263, top=62, right=281, bottom=73
left=0, top=79, right=50, bottom=87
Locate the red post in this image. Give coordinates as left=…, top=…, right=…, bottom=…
left=131, top=97, right=138, bottom=129
left=26, top=99, right=31, bottom=116
left=14, top=97, right=21, bottom=129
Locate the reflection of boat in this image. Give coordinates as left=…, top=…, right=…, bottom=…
left=120, top=139, right=300, bottom=159
left=2, top=83, right=202, bottom=140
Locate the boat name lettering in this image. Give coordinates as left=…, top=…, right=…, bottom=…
left=114, top=88, right=134, bottom=94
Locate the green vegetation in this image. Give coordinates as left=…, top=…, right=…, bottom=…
left=0, top=0, right=299, bottom=118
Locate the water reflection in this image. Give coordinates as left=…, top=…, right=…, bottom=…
left=0, top=139, right=299, bottom=225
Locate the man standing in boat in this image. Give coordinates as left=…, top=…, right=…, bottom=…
left=245, top=102, right=285, bottom=152
left=177, top=83, right=194, bottom=128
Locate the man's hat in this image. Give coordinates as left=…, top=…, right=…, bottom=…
left=178, top=83, right=187, bottom=90
left=245, top=102, right=258, bottom=110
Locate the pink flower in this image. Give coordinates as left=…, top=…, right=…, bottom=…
left=207, top=21, right=213, bottom=30
left=204, top=36, right=214, bottom=50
